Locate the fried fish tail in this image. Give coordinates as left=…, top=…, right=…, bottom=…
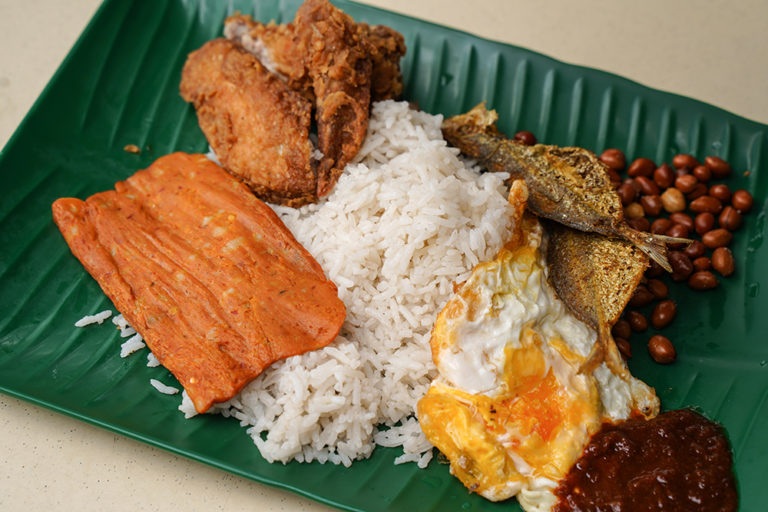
left=579, top=320, right=629, bottom=379
left=614, top=224, right=691, bottom=273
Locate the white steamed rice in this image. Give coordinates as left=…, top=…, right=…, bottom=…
left=82, top=100, right=512, bottom=468
left=186, top=100, right=513, bottom=466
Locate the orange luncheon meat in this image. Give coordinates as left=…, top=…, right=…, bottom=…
left=52, top=153, right=346, bottom=413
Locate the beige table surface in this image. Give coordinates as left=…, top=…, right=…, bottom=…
left=1, top=1, right=766, bottom=511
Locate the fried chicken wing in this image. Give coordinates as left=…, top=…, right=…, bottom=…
left=224, top=11, right=405, bottom=102
left=294, top=0, right=372, bottom=196
left=223, top=17, right=313, bottom=100
left=223, top=0, right=406, bottom=197
left=180, top=38, right=317, bottom=206
left=356, top=22, right=406, bottom=101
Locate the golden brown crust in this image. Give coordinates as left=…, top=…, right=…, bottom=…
left=545, top=221, right=648, bottom=376
left=442, top=103, right=675, bottom=272
left=223, top=1, right=407, bottom=198
left=356, top=22, right=406, bottom=101
left=545, top=223, right=648, bottom=329
left=180, top=38, right=317, bottom=206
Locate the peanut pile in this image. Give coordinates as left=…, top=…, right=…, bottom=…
left=599, top=149, right=753, bottom=364
left=513, top=130, right=753, bottom=365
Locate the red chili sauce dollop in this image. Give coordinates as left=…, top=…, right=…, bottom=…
left=553, top=409, right=737, bottom=511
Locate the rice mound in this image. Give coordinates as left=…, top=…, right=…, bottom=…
left=183, top=100, right=512, bottom=466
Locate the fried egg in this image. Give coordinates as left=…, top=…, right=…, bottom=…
left=417, top=182, right=659, bottom=511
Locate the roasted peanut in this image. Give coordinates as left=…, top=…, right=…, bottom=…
left=684, top=240, right=707, bottom=260
left=669, top=212, right=694, bottom=231
left=712, top=247, right=735, bottom=276
left=669, top=251, right=693, bottom=281
left=689, top=195, right=723, bottom=215
left=628, top=217, right=650, bottom=232
left=635, top=176, right=659, bottom=196
left=686, top=183, right=708, bottom=200
left=612, top=319, right=632, bottom=340
left=648, top=335, right=676, bottom=364
left=688, top=270, right=719, bottom=290
left=732, top=189, right=754, bottom=213
left=626, top=311, right=648, bottom=332
left=629, top=285, right=654, bottom=308
left=694, top=212, right=715, bottom=235
left=672, top=153, right=698, bottom=169
left=674, top=174, right=698, bottom=194
left=628, top=157, right=655, bottom=177
left=719, top=206, right=742, bottom=231
left=705, top=155, right=731, bottom=178
left=693, top=257, right=712, bottom=272
left=661, top=188, right=686, bottom=213
left=616, top=337, right=632, bottom=359
left=651, top=218, right=672, bottom=235
left=665, top=223, right=689, bottom=249
left=650, top=299, right=677, bottom=329
left=607, top=168, right=622, bottom=188
left=599, top=148, right=626, bottom=171
left=617, top=182, right=637, bottom=205
left=625, top=202, right=645, bottom=219
left=646, top=278, right=669, bottom=300
left=709, top=184, right=732, bottom=202
left=702, top=228, right=733, bottom=249
left=692, top=165, right=712, bottom=183
left=641, top=195, right=663, bottom=216
left=645, top=259, right=665, bottom=278
left=653, top=164, right=675, bottom=189
left=513, top=130, right=537, bottom=145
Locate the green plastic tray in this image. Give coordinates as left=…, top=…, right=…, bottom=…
left=1, top=1, right=766, bottom=510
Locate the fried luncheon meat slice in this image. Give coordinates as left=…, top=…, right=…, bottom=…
left=52, top=153, right=346, bottom=413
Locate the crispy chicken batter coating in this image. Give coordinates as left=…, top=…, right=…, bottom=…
left=356, top=22, right=406, bottom=101
left=224, top=10, right=405, bottom=102
left=294, top=0, right=372, bottom=196
left=223, top=0, right=406, bottom=197
left=180, top=38, right=317, bottom=206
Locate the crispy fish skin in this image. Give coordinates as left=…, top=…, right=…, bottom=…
left=545, top=221, right=649, bottom=381
left=180, top=38, right=317, bottom=207
left=442, top=103, right=679, bottom=272
left=52, top=153, right=346, bottom=413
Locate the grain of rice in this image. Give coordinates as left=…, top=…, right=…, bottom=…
left=112, top=314, right=130, bottom=331
left=120, top=333, right=145, bottom=358
left=150, top=379, right=180, bottom=395
left=147, top=352, right=161, bottom=368
left=74, top=310, right=112, bottom=327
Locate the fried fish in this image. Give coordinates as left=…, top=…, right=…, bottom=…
left=545, top=221, right=648, bottom=376
left=442, top=103, right=684, bottom=272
